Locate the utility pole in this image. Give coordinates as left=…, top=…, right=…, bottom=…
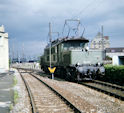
left=48, top=22, right=55, bottom=80
left=12, top=44, right=15, bottom=63
left=101, top=25, right=104, bottom=60
left=17, top=50, right=19, bottom=63
left=101, top=25, right=104, bottom=50
left=49, top=22, right=52, bottom=68
left=22, top=43, right=25, bottom=62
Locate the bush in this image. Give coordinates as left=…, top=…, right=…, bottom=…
left=103, top=65, right=124, bottom=86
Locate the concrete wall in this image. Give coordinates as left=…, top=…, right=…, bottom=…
left=112, top=56, right=124, bottom=65
left=0, top=25, right=9, bottom=72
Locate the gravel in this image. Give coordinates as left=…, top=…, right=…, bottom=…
left=22, top=73, right=73, bottom=113
left=34, top=73, right=124, bottom=113
left=10, top=69, right=124, bottom=113
left=35, top=74, right=97, bottom=113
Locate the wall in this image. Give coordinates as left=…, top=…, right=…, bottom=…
left=112, top=56, right=124, bottom=65
left=0, top=25, right=9, bottom=72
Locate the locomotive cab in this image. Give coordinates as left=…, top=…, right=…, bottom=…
left=62, top=37, right=89, bottom=51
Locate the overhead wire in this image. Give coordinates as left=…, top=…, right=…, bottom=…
left=72, top=0, right=104, bottom=38
left=71, top=0, right=98, bottom=19
left=79, top=0, right=104, bottom=21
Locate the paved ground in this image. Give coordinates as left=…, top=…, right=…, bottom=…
left=0, top=71, right=14, bottom=113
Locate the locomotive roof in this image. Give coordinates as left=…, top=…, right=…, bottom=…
left=46, top=36, right=89, bottom=48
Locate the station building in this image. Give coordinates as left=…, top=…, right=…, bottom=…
left=106, top=47, right=124, bottom=65
left=0, top=25, right=9, bottom=72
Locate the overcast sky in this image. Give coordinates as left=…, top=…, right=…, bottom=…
left=0, top=0, right=124, bottom=59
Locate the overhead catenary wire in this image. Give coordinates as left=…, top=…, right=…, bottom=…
left=71, top=0, right=99, bottom=19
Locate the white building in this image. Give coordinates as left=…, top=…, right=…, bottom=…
left=0, top=25, right=9, bottom=72
left=90, top=32, right=110, bottom=49
left=106, top=48, right=124, bottom=65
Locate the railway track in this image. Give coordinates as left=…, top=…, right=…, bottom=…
left=18, top=69, right=82, bottom=113
left=80, top=80, right=124, bottom=101
left=18, top=68, right=124, bottom=101
left=18, top=69, right=37, bottom=113
left=92, top=80, right=124, bottom=91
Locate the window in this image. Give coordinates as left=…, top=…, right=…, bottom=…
left=51, top=48, right=55, bottom=54
left=64, top=41, right=85, bottom=49
left=46, top=50, right=49, bottom=54
left=47, top=56, right=49, bottom=61
left=53, top=55, right=56, bottom=61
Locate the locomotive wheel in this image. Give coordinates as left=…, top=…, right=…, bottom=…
left=90, top=70, right=96, bottom=79
left=91, top=74, right=96, bottom=79
left=65, top=72, right=72, bottom=81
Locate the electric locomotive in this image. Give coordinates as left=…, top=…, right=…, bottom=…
left=40, top=36, right=105, bottom=81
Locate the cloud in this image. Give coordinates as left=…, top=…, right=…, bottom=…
left=98, top=18, right=124, bottom=30
left=1, top=0, right=124, bottom=58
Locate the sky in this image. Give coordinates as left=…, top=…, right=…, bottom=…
left=0, top=0, right=124, bottom=59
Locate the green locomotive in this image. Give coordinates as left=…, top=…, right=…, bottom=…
left=40, top=36, right=105, bottom=81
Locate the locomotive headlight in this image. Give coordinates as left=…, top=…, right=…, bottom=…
left=77, top=62, right=80, bottom=66
left=98, top=62, right=101, bottom=66
left=96, top=62, right=100, bottom=66
left=85, top=46, right=89, bottom=52
left=76, top=62, right=80, bottom=67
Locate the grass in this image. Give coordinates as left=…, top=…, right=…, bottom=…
left=9, top=104, right=13, bottom=111
left=13, top=76, right=17, bottom=86
left=9, top=90, right=19, bottom=111
left=13, top=76, right=19, bottom=104
left=9, top=76, right=18, bottom=111
left=14, top=90, right=19, bottom=104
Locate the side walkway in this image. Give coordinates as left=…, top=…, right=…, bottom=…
left=0, top=70, right=14, bottom=113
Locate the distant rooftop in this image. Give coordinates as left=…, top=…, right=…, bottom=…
left=106, top=47, right=124, bottom=52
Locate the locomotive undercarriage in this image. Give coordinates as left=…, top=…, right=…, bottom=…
left=65, top=66, right=98, bottom=81
left=41, top=64, right=105, bottom=82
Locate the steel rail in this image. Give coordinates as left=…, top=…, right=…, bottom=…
left=80, top=82, right=124, bottom=101
left=92, top=80, right=124, bottom=91
left=29, top=72, right=82, bottom=113
left=18, top=69, right=38, bottom=113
